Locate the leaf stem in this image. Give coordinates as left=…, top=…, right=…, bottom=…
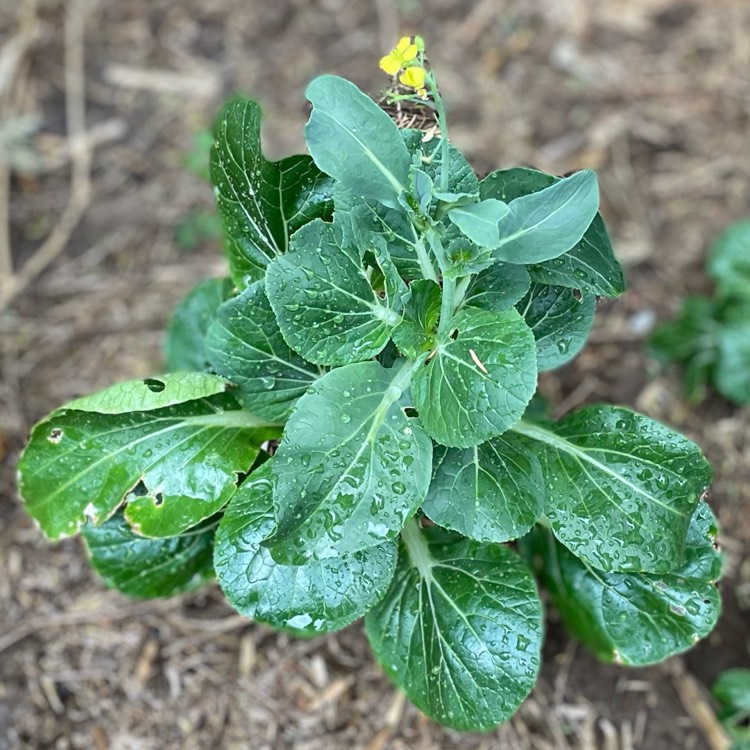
left=401, top=517, right=433, bottom=580
left=439, top=276, right=457, bottom=338
left=413, top=234, right=438, bottom=282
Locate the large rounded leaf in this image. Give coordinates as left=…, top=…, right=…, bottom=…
left=19, top=378, right=278, bottom=540
left=412, top=307, right=537, bottom=448
left=423, top=438, right=545, bottom=543
left=536, top=502, right=722, bottom=665
left=206, top=282, right=319, bottom=421
left=214, top=464, right=397, bottom=633
left=264, top=361, right=433, bottom=563
left=365, top=522, right=543, bottom=731
left=82, top=512, right=216, bottom=598
left=512, top=407, right=712, bottom=573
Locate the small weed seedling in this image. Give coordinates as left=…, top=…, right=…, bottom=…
left=713, top=668, right=750, bottom=749
left=651, top=219, right=750, bottom=405
left=18, top=38, right=722, bottom=731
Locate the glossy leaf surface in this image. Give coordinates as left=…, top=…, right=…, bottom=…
left=448, top=198, right=509, bottom=248
left=391, top=279, right=441, bottom=359
left=266, top=219, right=401, bottom=366
left=214, top=464, right=397, bottom=633
left=19, top=389, right=277, bottom=540
left=166, top=278, right=235, bottom=372
left=82, top=512, right=215, bottom=598
left=412, top=307, right=537, bottom=448
left=211, top=97, right=334, bottom=286
left=206, top=282, right=319, bottom=421
left=537, top=502, right=722, bottom=665
left=265, top=361, right=432, bottom=563
left=365, top=523, right=543, bottom=731
left=516, top=283, right=596, bottom=371
left=423, top=438, right=545, bottom=543
left=462, top=263, right=531, bottom=313
left=512, top=407, right=712, bottom=573
left=305, top=76, right=410, bottom=208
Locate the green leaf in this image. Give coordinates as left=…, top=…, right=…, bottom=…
left=365, top=521, right=543, bottom=732
left=264, top=361, right=433, bottom=563
left=391, top=280, right=441, bottom=359
left=713, top=669, right=750, bottom=742
left=214, top=463, right=397, bottom=633
left=536, top=502, right=722, bottom=665
left=211, top=97, right=334, bottom=287
left=420, top=140, right=479, bottom=198
left=708, top=219, right=750, bottom=298
left=266, top=219, right=401, bottom=366
left=412, top=168, right=434, bottom=215
left=165, top=278, right=235, bottom=372
left=462, top=263, right=531, bottom=313
left=304, top=75, right=411, bottom=209
left=206, top=282, right=319, bottom=421
left=412, top=307, right=537, bottom=448
left=511, top=406, right=712, bottom=573
left=715, top=324, right=750, bottom=405
left=480, top=170, right=599, bottom=264
left=482, top=168, right=624, bottom=296
left=18, top=388, right=278, bottom=540
left=62, top=372, right=231, bottom=414
left=423, top=438, right=545, bottom=543
left=516, top=283, right=596, bottom=371
left=82, top=511, right=215, bottom=598
left=441, top=222, right=495, bottom=278
left=448, top=199, right=510, bottom=248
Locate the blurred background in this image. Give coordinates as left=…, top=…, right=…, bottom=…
left=1, top=0, right=749, bottom=748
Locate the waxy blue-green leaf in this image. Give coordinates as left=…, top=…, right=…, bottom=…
left=214, top=463, right=397, bottom=633
left=482, top=168, right=624, bottom=297
left=266, top=219, right=402, bottom=366
left=479, top=170, right=599, bottom=264
left=516, top=283, right=596, bottom=371
left=511, top=406, right=712, bottom=573
left=448, top=198, right=510, bottom=248
left=264, top=361, right=432, bottom=563
left=63, top=372, right=230, bottom=414
left=423, top=438, right=545, bottom=543
left=206, top=282, right=319, bottom=422
left=420, top=140, right=479, bottom=199
left=536, top=502, right=722, bottom=665
left=365, top=522, right=543, bottom=732
left=82, top=511, right=216, bottom=598
left=18, top=389, right=278, bottom=540
left=441, top=222, right=494, bottom=279
left=412, top=307, right=537, bottom=448
left=391, top=280, right=441, bottom=359
left=305, top=75, right=410, bottom=209
left=165, top=278, right=235, bottom=372
left=462, top=263, right=531, bottom=313
left=211, top=97, right=334, bottom=287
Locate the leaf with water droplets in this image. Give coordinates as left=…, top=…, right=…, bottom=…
left=165, top=277, right=235, bottom=372
left=263, top=361, right=432, bottom=563
left=510, top=406, right=712, bottom=573
left=206, top=282, right=319, bottom=422
left=214, top=463, right=397, bottom=633
left=82, top=511, right=216, bottom=598
left=211, top=97, right=334, bottom=287
left=304, top=75, right=411, bottom=209
left=266, top=219, right=403, bottom=366
left=516, top=283, right=596, bottom=371
left=391, top=280, right=441, bottom=359
left=412, top=307, right=537, bottom=448
left=533, top=502, right=722, bottom=665
left=423, top=438, right=545, bottom=543
left=461, top=262, right=531, bottom=313
left=481, top=168, right=624, bottom=297
left=365, top=522, right=543, bottom=731
left=18, top=386, right=279, bottom=540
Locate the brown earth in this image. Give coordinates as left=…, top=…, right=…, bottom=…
left=1, top=1, right=749, bottom=748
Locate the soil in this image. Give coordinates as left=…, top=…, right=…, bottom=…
left=1, top=1, right=749, bottom=748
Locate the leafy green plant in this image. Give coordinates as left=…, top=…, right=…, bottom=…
left=650, top=219, right=750, bottom=405
left=713, top=669, right=750, bottom=749
left=17, top=37, right=721, bottom=732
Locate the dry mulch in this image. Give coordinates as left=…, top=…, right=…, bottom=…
left=1, top=0, right=749, bottom=748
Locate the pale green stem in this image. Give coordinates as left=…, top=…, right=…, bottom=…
left=400, top=517, right=433, bottom=579
left=454, top=275, right=471, bottom=309
left=413, top=234, right=438, bottom=282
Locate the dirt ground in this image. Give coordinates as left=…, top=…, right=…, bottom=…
left=1, top=0, right=749, bottom=748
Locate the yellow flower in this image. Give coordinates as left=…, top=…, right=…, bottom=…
left=379, top=36, right=419, bottom=76
left=399, top=65, right=426, bottom=94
